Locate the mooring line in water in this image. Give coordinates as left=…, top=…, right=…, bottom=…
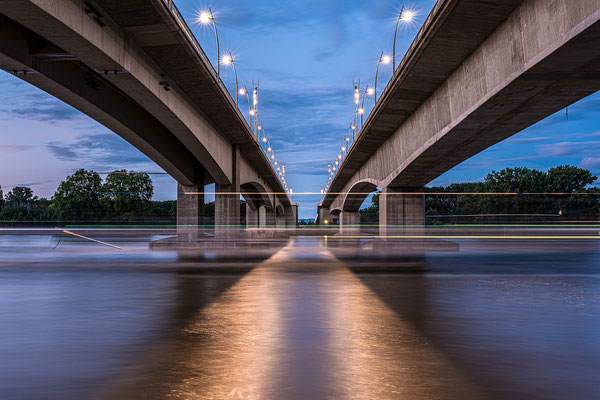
left=61, top=229, right=123, bottom=250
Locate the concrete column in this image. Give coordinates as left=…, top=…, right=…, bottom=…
left=285, top=204, right=298, bottom=231
left=177, top=176, right=204, bottom=242
left=379, top=187, right=425, bottom=237
left=265, top=207, right=276, bottom=229
left=340, top=210, right=360, bottom=235
left=215, top=184, right=240, bottom=238
left=317, top=205, right=332, bottom=225
left=215, top=145, right=240, bottom=239
left=246, top=203, right=258, bottom=230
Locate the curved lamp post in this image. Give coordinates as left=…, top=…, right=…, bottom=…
left=198, top=8, right=220, bottom=76
left=393, top=7, right=415, bottom=70
left=222, top=52, right=238, bottom=104
left=359, top=84, right=374, bottom=128
left=239, top=86, right=252, bottom=129
left=374, top=52, right=391, bottom=102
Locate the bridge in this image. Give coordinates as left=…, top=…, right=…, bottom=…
left=318, top=0, right=600, bottom=235
left=0, top=0, right=296, bottom=240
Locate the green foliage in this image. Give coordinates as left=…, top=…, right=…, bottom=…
left=101, top=170, right=153, bottom=219
left=5, top=186, right=37, bottom=210
left=51, top=169, right=103, bottom=222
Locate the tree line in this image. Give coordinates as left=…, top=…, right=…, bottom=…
left=360, top=166, right=600, bottom=224
left=0, top=169, right=245, bottom=226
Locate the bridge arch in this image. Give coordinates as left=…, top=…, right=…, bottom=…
left=240, top=181, right=273, bottom=210
left=342, top=179, right=380, bottom=212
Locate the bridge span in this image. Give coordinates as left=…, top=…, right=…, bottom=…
left=0, top=0, right=296, bottom=240
left=318, top=0, right=600, bottom=235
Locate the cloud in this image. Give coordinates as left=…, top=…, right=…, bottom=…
left=12, top=102, right=81, bottom=122
left=537, top=141, right=600, bottom=158
left=45, top=133, right=151, bottom=169
left=579, top=157, right=600, bottom=171
left=0, top=144, right=35, bottom=152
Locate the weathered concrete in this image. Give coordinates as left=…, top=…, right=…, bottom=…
left=322, top=0, right=600, bottom=233
left=176, top=180, right=204, bottom=242
left=379, top=188, right=425, bottom=237
left=285, top=205, right=299, bottom=231
left=246, top=204, right=259, bottom=230
left=339, top=211, right=360, bottom=235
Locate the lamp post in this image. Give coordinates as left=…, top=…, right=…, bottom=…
left=240, top=86, right=252, bottom=129
left=198, top=8, right=220, bottom=76
left=374, top=52, right=391, bottom=102
left=359, top=84, right=373, bottom=128
left=222, top=52, right=238, bottom=104
left=393, top=7, right=415, bottom=70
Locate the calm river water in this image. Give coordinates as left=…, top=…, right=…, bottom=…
left=0, top=234, right=598, bottom=399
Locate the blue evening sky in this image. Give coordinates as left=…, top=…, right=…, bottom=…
left=1, top=0, right=599, bottom=219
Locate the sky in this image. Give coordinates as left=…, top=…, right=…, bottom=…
left=1, top=0, right=599, bottom=219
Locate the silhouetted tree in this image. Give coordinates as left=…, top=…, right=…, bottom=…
left=101, top=170, right=153, bottom=219
left=52, top=169, right=102, bottom=222
left=5, top=186, right=37, bottom=211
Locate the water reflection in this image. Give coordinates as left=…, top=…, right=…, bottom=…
left=0, top=236, right=598, bottom=399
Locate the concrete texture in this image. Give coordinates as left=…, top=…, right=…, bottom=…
left=176, top=180, right=204, bottom=242
left=379, top=188, right=425, bottom=237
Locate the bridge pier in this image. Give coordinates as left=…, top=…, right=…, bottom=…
left=177, top=181, right=205, bottom=241
left=215, top=184, right=241, bottom=239
left=246, top=203, right=259, bottom=230
left=340, top=211, right=360, bottom=235
left=379, top=187, right=424, bottom=237
left=318, top=206, right=334, bottom=226
left=285, top=205, right=298, bottom=232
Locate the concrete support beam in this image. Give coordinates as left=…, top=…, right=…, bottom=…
left=246, top=204, right=258, bottom=230
left=176, top=171, right=205, bottom=241
left=340, top=211, right=360, bottom=235
left=379, top=187, right=425, bottom=237
left=215, top=146, right=240, bottom=239
left=265, top=207, right=276, bottom=229
left=318, top=206, right=333, bottom=226
left=285, top=205, right=298, bottom=230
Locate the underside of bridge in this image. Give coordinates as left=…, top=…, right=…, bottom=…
left=0, top=0, right=297, bottom=241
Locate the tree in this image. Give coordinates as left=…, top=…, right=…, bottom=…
left=52, top=169, right=102, bottom=222
left=101, top=170, right=153, bottom=218
left=546, top=165, right=596, bottom=192
left=5, top=186, right=37, bottom=211
left=0, top=185, right=3, bottom=212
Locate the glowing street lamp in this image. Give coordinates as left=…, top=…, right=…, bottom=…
left=393, top=6, right=415, bottom=70
left=374, top=52, right=391, bottom=102
left=222, top=52, right=239, bottom=104
left=240, top=86, right=253, bottom=129
left=197, top=8, right=220, bottom=76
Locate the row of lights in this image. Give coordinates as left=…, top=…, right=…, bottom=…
left=320, top=6, right=415, bottom=200
left=196, top=9, right=291, bottom=197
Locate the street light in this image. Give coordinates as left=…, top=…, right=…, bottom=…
left=222, top=52, right=238, bottom=104
left=240, top=86, right=253, bottom=129
left=374, top=52, right=391, bottom=102
left=393, top=7, right=415, bottom=70
left=197, top=8, right=220, bottom=76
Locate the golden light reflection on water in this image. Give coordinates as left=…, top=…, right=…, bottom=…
left=94, top=238, right=484, bottom=399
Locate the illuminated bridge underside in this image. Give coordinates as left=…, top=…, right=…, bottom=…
left=0, top=0, right=296, bottom=238
left=322, top=0, right=600, bottom=233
